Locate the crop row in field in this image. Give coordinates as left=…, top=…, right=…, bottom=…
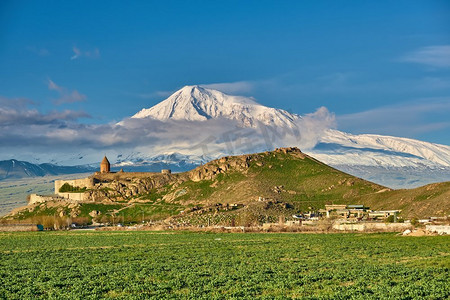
left=0, top=232, right=448, bottom=299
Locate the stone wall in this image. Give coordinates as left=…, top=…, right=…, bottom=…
left=333, top=222, right=411, bottom=232
left=92, top=172, right=168, bottom=181
left=0, top=224, right=40, bottom=232
left=58, top=192, right=88, bottom=201
left=28, top=194, right=64, bottom=205
left=53, top=177, right=93, bottom=202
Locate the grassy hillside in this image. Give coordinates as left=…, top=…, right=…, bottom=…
left=169, top=148, right=384, bottom=209
left=151, top=147, right=449, bottom=220
left=361, top=181, right=450, bottom=218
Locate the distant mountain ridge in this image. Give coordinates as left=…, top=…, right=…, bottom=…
left=0, top=159, right=95, bottom=180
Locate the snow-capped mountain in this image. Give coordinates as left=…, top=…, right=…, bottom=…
left=124, top=85, right=450, bottom=188
left=113, top=152, right=206, bottom=172
left=313, top=129, right=450, bottom=168
left=132, top=85, right=299, bottom=128
left=310, top=130, right=450, bottom=188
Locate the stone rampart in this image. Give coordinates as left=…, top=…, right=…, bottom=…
left=57, top=192, right=88, bottom=201
left=28, top=194, right=65, bottom=205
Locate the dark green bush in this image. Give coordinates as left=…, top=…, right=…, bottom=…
left=59, top=183, right=86, bottom=193
left=385, top=215, right=395, bottom=223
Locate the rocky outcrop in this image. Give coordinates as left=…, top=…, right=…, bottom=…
left=65, top=170, right=188, bottom=202
left=186, top=150, right=283, bottom=182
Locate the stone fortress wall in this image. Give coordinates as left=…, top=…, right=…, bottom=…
left=28, top=177, right=95, bottom=204
left=28, top=194, right=64, bottom=205
left=57, top=192, right=88, bottom=201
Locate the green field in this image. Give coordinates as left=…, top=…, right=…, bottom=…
left=0, top=232, right=449, bottom=299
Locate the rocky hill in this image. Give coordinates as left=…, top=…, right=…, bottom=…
left=2, top=148, right=449, bottom=226
left=55, top=147, right=385, bottom=206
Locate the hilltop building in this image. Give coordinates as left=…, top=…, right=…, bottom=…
left=100, top=156, right=110, bottom=173
left=29, top=156, right=174, bottom=204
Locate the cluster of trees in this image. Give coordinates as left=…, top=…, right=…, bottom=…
left=59, top=183, right=86, bottom=193
left=29, top=216, right=92, bottom=230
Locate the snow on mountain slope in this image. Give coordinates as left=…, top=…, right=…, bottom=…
left=132, top=85, right=299, bottom=128
left=114, top=151, right=209, bottom=168
left=308, top=129, right=450, bottom=168
left=323, top=130, right=450, bottom=166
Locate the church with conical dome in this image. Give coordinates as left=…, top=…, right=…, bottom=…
left=100, top=156, right=110, bottom=173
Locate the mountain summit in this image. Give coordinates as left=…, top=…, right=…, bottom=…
left=131, top=85, right=299, bottom=128
left=125, top=85, right=450, bottom=188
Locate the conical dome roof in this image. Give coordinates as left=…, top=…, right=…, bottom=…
left=100, top=156, right=110, bottom=173
left=101, top=156, right=110, bottom=164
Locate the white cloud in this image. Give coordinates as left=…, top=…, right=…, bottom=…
left=290, top=107, right=336, bottom=149
left=48, top=79, right=63, bottom=92
left=0, top=96, right=89, bottom=126
left=70, top=45, right=100, bottom=60
left=70, top=46, right=81, bottom=60
left=47, top=79, right=87, bottom=104
left=401, top=45, right=450, bottom=68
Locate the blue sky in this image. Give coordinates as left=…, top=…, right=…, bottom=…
left=1, top=0, right=450, bottom=153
